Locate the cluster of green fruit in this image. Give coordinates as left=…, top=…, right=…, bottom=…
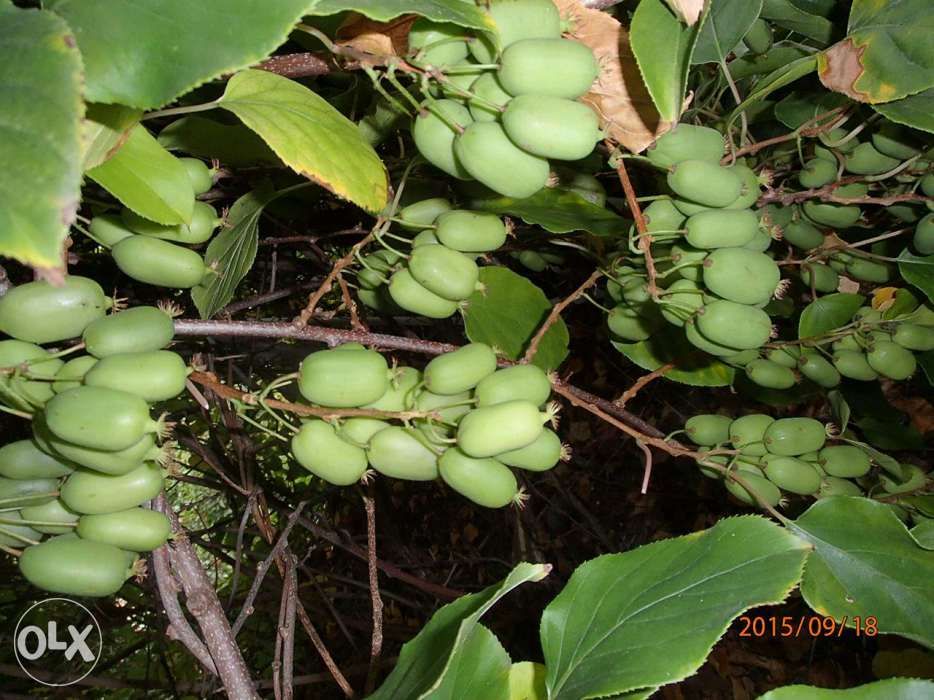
left=684, top=414, right=927, bottom=508
left=0, top=277, right=184, bottom=596
left=86, top=157, right=221, bottom=289
left=409, top=0, right=602, bottom=198
left=356, top=198, right=505, bottom=318
left=289, top=342, right=565, bottom=508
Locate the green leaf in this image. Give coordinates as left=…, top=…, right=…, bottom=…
left=761, top=0, right=835, bottom=44
left=727, top=54, right=818, bottom=132
left=46, top=0, right=310, bottom=109
left=158, top=116, right=279, bottom=167
left=461, top=186, right=627, bottom=237
left=728, top=45, right=812, bottom=80
left=798, top=292, right=864, bottom=339
left=817, top=0, right=934, bottom=104
left=897, top=249, right=934, bottom=304
left=367, top=562, right=549, bottom=700
left=911, top=520, right=934, bottom=550
left=903, top=495, right=934, bottom=518
left=218, top=69, right=387, bottom=214
left=631, top=0, right=705, bottom=122
left=841, top=438, right=903, bottom=480
left=87, top=124, right=195, bottom=225
left=854, top=417, right=924, bottom=451
left=774, top=90, right=850, bottom=130
left=791, top=497, right=934, bottom=649
left=541, top=516, right=809, bottom=699
left=760, top=678, right=934, bottom=699
left=191, top=187, right=279, bottom=319
left=0, top=5, right=83, bottom=269
left=827, top=389, right=850, bottom=433
left=82, top=104, right=141, bottom=171
left=422, top=625, right=510, bottom=700
left=507, top=662, right=547, bottom=700
left=306, top=0, right=493, bottom=29
left=611, top=327, right=735, bottom=387
left=872, top=87, right=934, bottom=134
left=693, top=0, right=763, bottom=65
left=464, top=267, right=569, bottom=372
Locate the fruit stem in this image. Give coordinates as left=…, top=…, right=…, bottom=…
left=656, top=260, right=703, bottom=279
left=580, top=293, right=614, bottom=315
left=237, top=410, right=292, bottom=442
left=0, top=492, right=59, bottom=507
left=0, top=516, right=74, bottom=528
left=0, top=525, right=40, bottom=546
left=0, top=544, right=22, bottom=557
left=142, top=99, right=220, bottom=121
left=363, top=66, right=415, bottom=117
left=353, top=251, right=391, bottom=285
left=373, top=229, right=408, bottom=260
left=0, top=405, right=33, bottom=420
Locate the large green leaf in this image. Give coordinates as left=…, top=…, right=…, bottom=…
left=817, top=0, right=934, bottom=104
left=759, top=679, right=934, bottom=699
left=218, top=70, right=387, bottom=214
left=422, top=625, right=510, bottom=700
left=791, top=497, right=934, bottom=649
left=306, top=0, right=493, bottom=29
left=911, top=520, right=934, bottom=550
left=693, top=0, right=763, bottom=65
left=631, top=0, right=705, bottom=122
left=81, top=103, right=141, bottom=171
left=774, top=90, right=850, bottom=130
left=728, top=54, right=818, bottom=131
left=46, top=0, right=310, bottom=109
left=367, top=562, right=548, bottom=700
left=158, top=116, right=279, bottom=167
left=0, top=4, right=83, bottom=269
left=729, top=45, right=813, bottom=80
left=761, top=0, right=835, bottom=44
left=461, top=186, right=627, bottom=237
left=897, top=250, right=934, bottom=304
left=872, top=87, right=934, bottom=134
left=611, top=327, right=735, bottom=387
left=464, top=267, right=569, bottom=372
left=798, top=293, right=864, bottom=339
left=541, top=516, right=810, bottom=699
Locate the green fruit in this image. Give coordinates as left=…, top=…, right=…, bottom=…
left=398, top=198, right=453, bottom=230
left=833, top=350, right=878, bottom=381
left=435, top=210, right=507, bottom=252
left=0, top=276, right=109, bottom=344
left=797, top=353, right=841, bottom=387
left=179, top=157, right=214, bottom=194
left=424, top=343, right=497, bottom=395
left=409, top=244, right=480, bottom=300
left=338, top=418, right=390, bottom=447
left=21, top=498, right=78, bottom=535
left=408, top=18, right=470, bottom=66
left=439, top=448, right=517, bottom=508
left=766, top=346, right=800, bottom=368
left=659, top=279, right=704, bottom=327
left=292, top=420, right=368, bottom=485
left=0, top=476, right=58, bottom=508
left=832, top=335, right=861, bottom=352
left=922, top=173, right=934, bottom=197
left=646, top=125, right=725, bottom=168
left=364, top=367, right=421, bottom=411
left=20, top=535, right=133, bottom=597
left=866, top=340, right=916, bottom=380
left=358, top=287, right=398, bottom=313
left=0, top=340, right=63, bottom=409
left=846, top=258, right=891, bottom=283
left=0, top=440, right=73, bottom=479
left=845, top=142, right=900, bottom=175
left=410, top=231, right=441, bottom=249
left=782, top=219, right=824, bottom=250
left=454, top=121, right=549, bottom=198
left=498, top=38, right=599, bottom=99
left=914, top=213, right=934, bottom=255
left=800, top=263, right=839, bottom=293
left=871, top=125, right=921, bottom=160
left=60, top=462, right=164, bottom=514
left=515, top=250, right=547, bottom=271
left=367, top=427, right=439, bottom=480
left=457, top=400, right=547, bottom=457
left=475, top=364, right=550, bottom=407
left=880, top=463, right=927, bottom=495
left=725, top=472, right=782, bottom=507
left=468, top=72, right=512, bottom=121
left=684, top=209, right=758, bottom=249
left=743, top=18, right=772, bottom=54
left=703, top=248, right=779, bottom=305
left=644, top=199, right=686, bottom=234
left=608, top=303, right=660, bottom=340
left=745, top=359, right=796, bottom=389
left=556, top=169, right=606, bottom=206
left=802, top=199, right=862, bottom=228
left=893, top=323, right=934, bottom=351
left=77, top=507, right=171, bottom=551
left=496, top=428, right=562, bottom=471
left=389, top=269, right=460, bottom=318
left=357, top=253, right=396, bottom=289
left=888, top=203, right=922, bottom=223
left=818, top=476, right=862, bottom=497
left=669, top=243, right=706, bottom=281
left=502, top=95, right=600, bottom=160
left=0, top=511, right=41, bottom=547
left=52, top=355, right=98, bottom=393
left=763, top=417, right=826, bottom=456
left=696, top=300, right=772, bottom=350
left=684, top=319, right=739, bottom=356
left=122, top=201, right=219, bottom=244
left=685, top=414, right=732, bottom=446
left=672, top=198, right=712, bottom=216
left=469, top=0, right=562, bottom=63
left=45, top=386, right=162, bottom=451
left=88, top=214, right=134, bottom=248
left=798, top=158, right=837, bottom=188
left=763, top=456, right=821, bottom=494
left=818, top=128, right=858, bottom=153
left=726, top=164, right=761, bottom=209
left=412, top=100, right=474, bottom=179
left=730, top=414, right=774, bottom=456
left=722, top=349, right=759, bottom=366
left=818, top=445, right=871, bottom=478
left=298, top=348, right=389, bottom=408
left=112, top=236, right=207, bottom=288
left=83, top=306, right=175, bottom=358
left=667, top=161, right=742, bottom=208
left=742, top=226, right=772, bottom=253
left=84, top=350, right=188, bottom=402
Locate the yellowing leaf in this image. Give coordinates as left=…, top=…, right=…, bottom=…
left=665, top=0, right=706, bottom=26
left=871, top=286, right=899, bottom=311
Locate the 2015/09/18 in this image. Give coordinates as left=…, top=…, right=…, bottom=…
left=737, top=615, right=878, bottom=638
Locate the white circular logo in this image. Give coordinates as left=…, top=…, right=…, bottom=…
left=14, top=598, right=102, bottom=687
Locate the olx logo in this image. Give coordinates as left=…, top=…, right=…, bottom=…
left=13, top=598, right=102, bottom=687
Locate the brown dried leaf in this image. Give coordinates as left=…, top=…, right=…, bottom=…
left=556, top=0, right=674, bottom=152
left=336, top=14, right=415, bottom=60
left=818, top=39, right=869, bottom=102
left=665, top=0, right=705, bottom=26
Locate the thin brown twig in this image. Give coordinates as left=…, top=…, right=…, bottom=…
left=274, top=554, right=298, bottom=700
left=523, top=269, right=603, bottom=364
left=611, top=146, right=658, bottom=298
left=296, top=603, right=356, bottom=698
left=724, top=107, right=846, bottom=162
left=293, top=230, right=376, bottom=326
left=256, top=52, right=332, bottom=79
left=338, top=273, right=367, bottom=332
left=615, top=363, right=674, bottom=409
left=363, top=490, right=384, bottom=695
